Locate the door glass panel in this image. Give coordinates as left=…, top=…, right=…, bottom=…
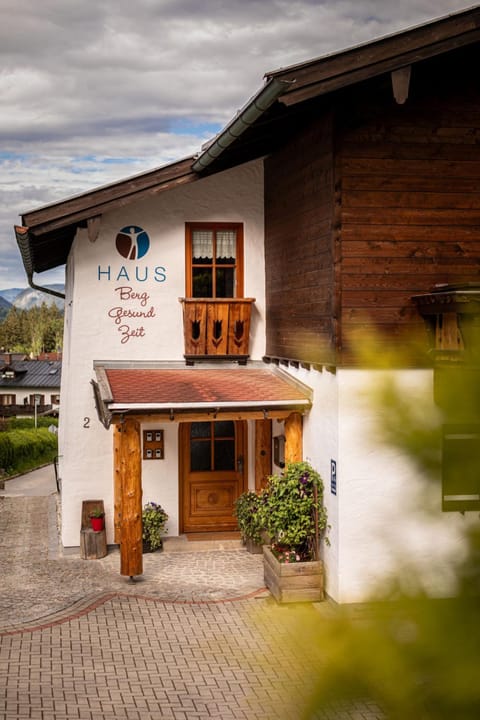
left=191, top=422, right=211, bottom=438
left=214, top=421, right=234, bottom=438
left=190, top=421, right=237, bottom=471
left=190, top=440, right=211, bottom=471
left=214, top=439, right=235, bottom=471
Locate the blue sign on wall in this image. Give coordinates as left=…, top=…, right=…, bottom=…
left=330, top=459, right=337, bottom=495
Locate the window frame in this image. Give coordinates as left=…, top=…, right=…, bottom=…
left=185, top=222, right=244, bottom=299
left=442, top=423, right=480, bottom=511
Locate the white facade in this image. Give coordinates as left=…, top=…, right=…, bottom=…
left=280, top=364, right=473, bottom=602
left=59, top=160, right=266, bottom=548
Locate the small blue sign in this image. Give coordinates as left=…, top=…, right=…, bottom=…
left=330, top=459, right=337, bottom=495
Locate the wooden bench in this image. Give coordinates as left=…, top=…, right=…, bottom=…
left=80, top=499, right=107, bottom=560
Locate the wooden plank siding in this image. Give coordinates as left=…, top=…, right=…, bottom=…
left=264, top=113, right=336, bottom=364
left=339, top=79, right=480, bottom=363
left=263, top=44, right=480, bottom=367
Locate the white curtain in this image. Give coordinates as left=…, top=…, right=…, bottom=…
left=216, top=230, right=236, bottom=260
left=192, top=230, right=213, bottom=260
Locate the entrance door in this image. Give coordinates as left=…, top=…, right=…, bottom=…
left=180, top=420, right=247, bottom=533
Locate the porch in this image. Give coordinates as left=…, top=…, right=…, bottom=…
left=92, top=361, right=312, bottom=577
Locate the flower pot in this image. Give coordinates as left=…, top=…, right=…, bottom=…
left=90, top=516, right=104, bottom=532
left=263, top=545, right=324, bottom=603
left=142, top=539, right=163, bottom=553
left=245, top=537, right=264, bottom=554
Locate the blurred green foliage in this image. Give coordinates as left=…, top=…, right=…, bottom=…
left=274, top=333, right=480, bottom=719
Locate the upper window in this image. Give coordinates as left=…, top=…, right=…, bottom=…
left=185, top=222, right=244, bottom=298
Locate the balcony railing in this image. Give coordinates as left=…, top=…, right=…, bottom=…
left=179, top=298, right=256, bottom=363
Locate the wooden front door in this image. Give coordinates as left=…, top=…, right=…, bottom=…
left=180, top=420, right=247, bottom=533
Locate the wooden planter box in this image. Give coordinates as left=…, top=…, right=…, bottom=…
left=263, top=545, right=324, bottom=603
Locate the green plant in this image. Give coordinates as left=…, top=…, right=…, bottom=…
left=0, top=426, right=58, bottom=476
left=234, top=491, right=265, bottom=545
left=142, top=501, right=168, bottom=551
left=258, top=460, right=328, bottom=562
left=89, top=507, right=104, bottom=519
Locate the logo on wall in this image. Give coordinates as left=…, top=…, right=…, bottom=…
left=115, top=226, right=150, bottom=260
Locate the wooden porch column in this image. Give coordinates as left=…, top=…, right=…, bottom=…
left=284, top=412, right=303, bottom=464
left=255, top=419, right=272, bottom=490
left=118, top=418, right=143, bottom=577
left=113, top=424, right=122, bottom=544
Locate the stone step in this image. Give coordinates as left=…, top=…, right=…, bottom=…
left=163, top=534, right=244, bottom=553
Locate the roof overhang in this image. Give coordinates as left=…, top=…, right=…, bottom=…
left=265, top=5, right=480, bottom=106
left=15, top=156, right=198, bottom=283
left=92, top=361, right=312, bottom=428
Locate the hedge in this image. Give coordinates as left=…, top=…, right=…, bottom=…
left=0, top=427, right=58, bottom=474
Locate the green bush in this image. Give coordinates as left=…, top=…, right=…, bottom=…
left=257, top=460, right=328, bottom=562
left=1, top=417, right=58, bottom=431
left=234, top=491, right=265, bottom=545
left=142, top=502, right=168, bottom=552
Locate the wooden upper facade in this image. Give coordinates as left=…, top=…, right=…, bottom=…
left=15, top=6, right=480, bottom=369
left=264, top=41, right=480, bottom=366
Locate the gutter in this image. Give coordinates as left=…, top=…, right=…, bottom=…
left=108, top=399, right=311, bottom=412
left=14, top=225, right=65, bottom=300
left=192, top=77, right=292, bottom=172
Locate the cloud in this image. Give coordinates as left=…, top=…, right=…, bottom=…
left=0, top=0, right=474, bottom=288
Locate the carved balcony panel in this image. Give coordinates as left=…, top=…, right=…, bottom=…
left=180, top=298, right=256, bottom=363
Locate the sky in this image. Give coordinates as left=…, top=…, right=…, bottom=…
left=0, top=0, right=476, bottom=290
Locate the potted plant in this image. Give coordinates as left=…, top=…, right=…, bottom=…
left=257, top=460, right=328, bottom=603
left=89, top=507, right=105, bottom=532
left=142, top=501, right=168, bottom=553
left=234, top=490, right=267, bottom=553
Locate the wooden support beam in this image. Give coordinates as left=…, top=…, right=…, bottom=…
left=391, top=65, right=411, bottom=104
left=113, top=424, right=122, bottom=544
left=126, top=409, right=301, bottom=424
left=118, top=418, right=143, bottom=577
left=255, top=419, right=272, bottom=491
left=285, top=412, right=303, bottom=464
left=87, top=215, right=102, bottom=242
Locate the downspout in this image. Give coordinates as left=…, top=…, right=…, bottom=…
left=192, top=77, right=293, bottom=172
left=14, top=225, right=66, bottom=300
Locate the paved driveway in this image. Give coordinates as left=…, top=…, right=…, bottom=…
left=0, top=468, right=383, bottom=719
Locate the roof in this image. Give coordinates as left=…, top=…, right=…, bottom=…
left=0, top=360, right=62, bottom=389
left=92, top=362, right=312, bottom=428
left=14, top=5, right=480, bottom=281
left=263, top=5, right=480, bottom=106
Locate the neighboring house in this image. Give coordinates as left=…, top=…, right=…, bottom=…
left=14, top=6, right=480, bottom=602
left=0, top=354, right=61, bottom=415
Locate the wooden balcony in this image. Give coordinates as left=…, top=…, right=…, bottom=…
left=179, top=298, right=256, bottom=363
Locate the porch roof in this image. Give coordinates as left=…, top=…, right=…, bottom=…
left=92, top=361, right=312, bottom=428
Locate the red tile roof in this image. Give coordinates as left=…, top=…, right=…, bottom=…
left=103, top=367, right=311, bottom=407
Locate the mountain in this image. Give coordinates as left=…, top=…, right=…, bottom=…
left=0, top=285, right=65, bottom=311
left=0, top=288, right=24, bottom=304
left=13, top=285, right=65, bottom=310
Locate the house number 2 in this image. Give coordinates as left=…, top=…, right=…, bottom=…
left=83, top=417, right=90, bottom=428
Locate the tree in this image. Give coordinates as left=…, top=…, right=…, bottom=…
left=0, top=304, right=63, bottom=355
